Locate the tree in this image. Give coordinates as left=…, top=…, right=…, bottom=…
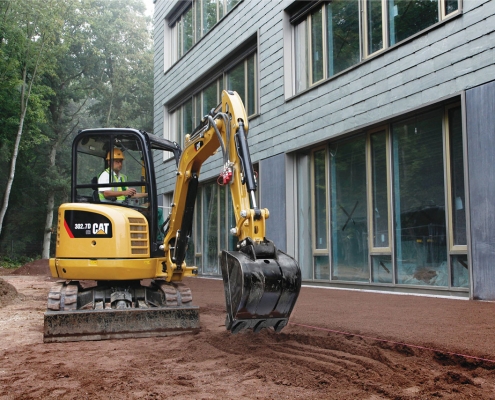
left=88, top=0, right=154, bottom=131
left=0, top=0, right=61, bottom=237
left=0, top=0, right=154, bottom=258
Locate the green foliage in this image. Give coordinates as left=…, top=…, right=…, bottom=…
left=0, top=0, right=154, bottom=257
left=0, top=255, right=36, bottom=269
left=87, top=0, right=154, bottom=131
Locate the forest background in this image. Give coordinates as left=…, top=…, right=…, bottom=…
left=0, top=0, right=154, bottom=264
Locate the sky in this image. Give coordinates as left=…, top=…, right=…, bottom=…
left=144, top=0, right=154, bottom=17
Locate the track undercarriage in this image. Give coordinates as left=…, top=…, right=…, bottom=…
left=43, top=280, right=199, bottom=343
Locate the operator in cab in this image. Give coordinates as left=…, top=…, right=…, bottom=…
left=98, top=148, right=145, bottom=201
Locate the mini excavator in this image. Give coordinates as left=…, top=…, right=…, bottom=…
left=44, top=90, right=301, bottom=342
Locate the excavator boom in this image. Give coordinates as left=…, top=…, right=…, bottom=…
left=163, top=90, right=301, bottom=333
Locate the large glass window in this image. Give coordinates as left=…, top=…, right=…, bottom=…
left=292, top=0, right=460, bottom=93
left=191, top=173, right=253, bottom=276
left=173, top=0, right=242, bottom=62
left=388, top=0, right=439, bottom=46
left=310, top=7, right=324, bottom=84
left=448, top=106, right=466, bottom=246
left=370, top=130, right=390, bottom=249
left=226, top=54, right=257, bottom=116
left=366, top=0, right=383, bottom=54
left=298, top=102, right=467, bottom=290
left=297, top=152, right=313, bottom=280
left=313, top=149, right=329, bottom=279
left=392, top=110, right=447, bottom=286
left=171, top=52, right=257, bottom=147
left=327, top=0, right=360, bottom=77
left=330, top=137, right=369, bottom=282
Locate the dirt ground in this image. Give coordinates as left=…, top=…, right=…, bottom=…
left=1, top=260, right=495, bottom=399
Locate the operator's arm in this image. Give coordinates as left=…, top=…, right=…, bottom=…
left=101, top=188, right=138, bottom=199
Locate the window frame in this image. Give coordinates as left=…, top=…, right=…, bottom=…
left=287, top=0, right=462, bottom=96
left=366, top=126, right=393, bottom=255
left=167, top=0, right=243, bottom=64
left=311, top=147, right=330, bottom=256
left=444, top=102, right=467, bottom=254
left=298, top=100, right=468, bottom=290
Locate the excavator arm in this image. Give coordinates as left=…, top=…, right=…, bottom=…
left=162, top=90, right=301, bottom=333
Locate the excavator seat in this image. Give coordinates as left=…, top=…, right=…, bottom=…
left=91, top=176, right=100, bottom=203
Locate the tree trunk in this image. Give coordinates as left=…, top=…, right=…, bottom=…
left=0, top=118, right=26, bottom=235
left=42, top=135, right=60, bottom=259
left=42, top=192, right=55, bottom=259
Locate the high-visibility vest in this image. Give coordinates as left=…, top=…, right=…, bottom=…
left=98, top=169, right=127, bottom=201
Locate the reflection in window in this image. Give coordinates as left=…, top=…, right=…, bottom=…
left=181, top=99, right=193, bottom=147
left=203, top=184, right=219, bottom=275
left=370, top=131, right=389, bottom=248
left=331, top=138, right=369, bottom=282
left=191, top=181, right=237, bottom=276
left=297, top=153, right=313, bottom=280
left=451, top=254, right=468, bottom=288
left=314, top=255, right=330, bottom=280
left=226, top=55, right=257, bottom=116
left=314, top=150, right=327, bottom=250
left=367, top=0, right=383, bottom=54
left=326, top=0, right=360, bottom=77
left=311, top=7, right=324, bottom=83
left=393, top=111, right=447, bottom=286
left=181, top=7, right=194, bottom=57
left=227, top=62, right=245, bottom=104
left=294, top=19, right=308, bottom=93
left=388, top=0, right=439, bottom=46
left=372, top=255, right=393, bottom=283
left=202, top=0, right=217, bottom=36
left=171, top=53, right=257, bottom=148
left=247, top=53, right=256, bottom=117
left=445, top=0, right=459, bottom=15
left=449, top=106, right=466, bottom=246
left=202, top=80, right=219, bottom=116
left=291, top=0, right=459, bottom=92
left=174, top=0, right=241, bottom=61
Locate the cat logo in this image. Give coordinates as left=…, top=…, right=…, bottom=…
left=93, top=222, right=110, bottom=235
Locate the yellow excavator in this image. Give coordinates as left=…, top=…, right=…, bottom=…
left=44, top=90, right=301, bottom=342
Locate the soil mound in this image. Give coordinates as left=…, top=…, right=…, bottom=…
left=0, top=278, right=18, bottom=307
left=11, top=259, right=50, bottom=276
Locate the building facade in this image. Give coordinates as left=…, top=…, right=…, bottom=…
left=154, top=0, right=495, bottom=300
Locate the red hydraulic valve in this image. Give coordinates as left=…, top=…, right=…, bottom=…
left=219, top=168, right=233, bottom=185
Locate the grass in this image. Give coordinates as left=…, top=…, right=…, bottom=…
left=0, top=256, right=37, bottom=269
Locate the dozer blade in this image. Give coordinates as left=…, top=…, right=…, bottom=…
left=221, top=244, right=301, bottom=334
left=43, top=280, right=199, bottom=343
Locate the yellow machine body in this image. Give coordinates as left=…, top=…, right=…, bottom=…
left=44, top=91, right=301, bottom=342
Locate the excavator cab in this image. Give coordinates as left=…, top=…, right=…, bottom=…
left=72, top=129, right=180, bottom=251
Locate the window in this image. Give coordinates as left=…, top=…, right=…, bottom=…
left=330, top=137, right=368, bottom=282
left=188, top=169, right=257, bottom=275
left=296, top=102, right=467, bottom=290
left=392, top=110, right=447, bottom=286
left=168, top=52, right=257, bottom=147
left=169, top=0, right=241, bottom=63
left=290, top=0, right=460, bottom=94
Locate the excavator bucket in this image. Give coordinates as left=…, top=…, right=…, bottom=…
left=220, top=240, right=301, bottom=334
